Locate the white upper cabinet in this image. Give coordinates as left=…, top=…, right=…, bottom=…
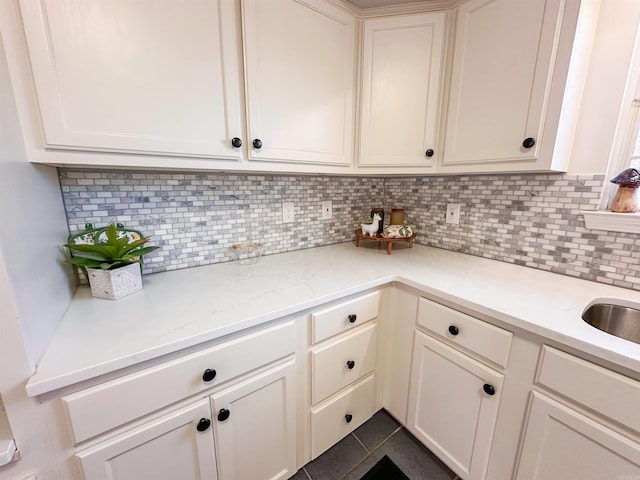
left=19, top=0, right=244, bottom=160
left=242, top=0, right=356, bottom=166
left=7, top=0, right=593, bottom=174
left=358, top=12, right=445, bottom=170
left=441, top=0, right=589, bottom=173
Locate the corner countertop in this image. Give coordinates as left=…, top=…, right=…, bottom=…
left=26, top=242, right=640, bottom=396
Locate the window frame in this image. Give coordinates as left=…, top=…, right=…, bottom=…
left=583, top=22, right=640, bottom=233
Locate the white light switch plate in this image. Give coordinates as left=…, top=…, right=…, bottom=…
left=282, top=202, right=295, bottom=223
left=321, top=201, right=332, bottom=220
left=446, top=203, right=460, bottom=225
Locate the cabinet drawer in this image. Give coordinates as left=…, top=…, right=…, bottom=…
left=62, top=321, right=295, bottom=443
left=311, top=291, right=379, bottom=344
left=417, top=298, right=512, bottom=368
left=537, top=346, right=640, bottom=433
left=311, top=323, right=377, bottom=404
left=311, top=374, right=375, bottom=459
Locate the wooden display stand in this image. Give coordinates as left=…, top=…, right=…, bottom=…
left=355, top=228, right=416, bottom=255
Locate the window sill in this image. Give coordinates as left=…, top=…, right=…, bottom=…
left=582, top=210, right=640, bottom=233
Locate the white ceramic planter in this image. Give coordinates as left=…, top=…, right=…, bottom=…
left=87, top=263, right=142, bottom=300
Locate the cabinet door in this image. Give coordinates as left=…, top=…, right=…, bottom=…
left=407, top=330, right=503, bottom=480
left=442, top=0, right=573, bottom=171
left=516, top=392, right=640, bottom=479
left=19, top=0, right=244, bottom=159
left=210, top=360, right=297, bottom=480
left=359, top=13, right=445, bottom=168
left=242, top=0, right=356, bottom=166
left=76, top=399, right=217, bottom=480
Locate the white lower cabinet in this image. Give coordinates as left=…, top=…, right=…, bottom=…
left=76, top=399, right=218, bottom=480
left=210, top=360, right=297, bottom=480
left=308, top=293, right=380, bottom=460
left=68, top=320, right=297, bottom=480
left=47, top=289, right=640, bottom=480
left=515, top=345, right=640, bottom=479
left=76, top=359, right=297, bottom=480
left=515, top=392, right=640, bottom=479
left=407, top=330, right=503, bottom=480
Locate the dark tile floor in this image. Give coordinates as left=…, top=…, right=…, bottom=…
left=290, top=409, right=459, bottom=480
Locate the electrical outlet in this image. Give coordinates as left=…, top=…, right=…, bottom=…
left=282, top=202, right=295, bottom=223
left=446, top=203, right=461, bottom=225
left=321, top=201, right=332, bottom=220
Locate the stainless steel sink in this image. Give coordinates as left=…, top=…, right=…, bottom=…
left=582, top=303, right=640, bottom=345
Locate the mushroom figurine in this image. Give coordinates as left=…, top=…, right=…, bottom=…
left=610, top=168, right=640, bottom=213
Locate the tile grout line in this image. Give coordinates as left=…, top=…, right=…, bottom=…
left=338, top=426, right=404, bottom=480
left=351, top=431, right=371, bottom=454
left=301, top=466, right=313, bottom=480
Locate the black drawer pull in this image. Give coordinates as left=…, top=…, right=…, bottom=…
left=202, top=369, right=217, bottom=382
left=346, top=360, right=355, bottom=370
left=522, top=137, right=535, bottom=149
left=483, top=384, right=496, bottom=396
left=448, top=325, right=459, bottom=336
left=196, top=418, right=211, bottom=432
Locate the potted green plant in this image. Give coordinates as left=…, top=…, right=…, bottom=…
left=64, top=223, right=159, bottom=300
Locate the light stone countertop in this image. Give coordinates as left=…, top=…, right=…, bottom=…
left=26, top=242, right=640, bottom=396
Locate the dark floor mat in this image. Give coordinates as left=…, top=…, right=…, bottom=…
left=360, top=455, right=410, bottom=480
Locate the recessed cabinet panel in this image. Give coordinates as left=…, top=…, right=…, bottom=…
left=359, top=13, right=445, bottom=167
left=311, top=323, right=377, bottom=404
left=311, top=291, right=379, bottom=344
left=516, top=393, right=640, bottom=480
left=210, top=360, right=297, bottom=480
left=536, top=346, right=640, bottom=433
left=76, top=399, right=217, bottom=480
left=19, top=0, right=244, bottom=158
left=407, top=331, right=503, bottom=480
left=417, top=297, right=512, bottom=368
left=442, top=0, right=567, bottom=170
left=242, top=0, right=356, bottom=165
left=63, top=321, right=295, bottom=443
left=310, top=374, right=375, bottom=459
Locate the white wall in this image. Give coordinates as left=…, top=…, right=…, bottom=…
left=569, top=0, right=640, bottom=174
left=0, top=26, right=74, bottom=480
left=0, top=34, right=74, bottom=370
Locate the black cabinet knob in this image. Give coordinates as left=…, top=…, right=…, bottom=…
left=425, top=149, right=434, bottom=157
left=348, top=314, right=357, bottom=324
left=345, top=414, right=353, bottom=423
left=196, top=418, right=211, bottom=432
left=231, top=137, right=242, bottom=148
left=217, top=408, right=231, bottom=422
left=252, top=138, right=263, bottom=149
left=202, top=368, right=217, bottom=382
left=483, top=384, right=496, bottom=396
left=448, top=325, right=459, bottom=336
left=346, top=360, right=355, bottom=370
left=522, top=137, right=535, bottom=149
